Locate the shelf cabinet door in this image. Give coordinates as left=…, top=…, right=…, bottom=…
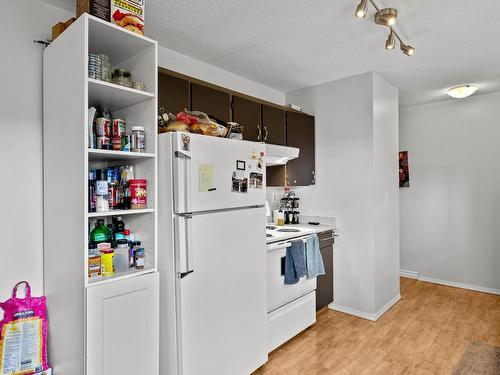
left=232, top=96, right=262, bottom=142
left=262, top=105, right=285, bottom=145
left=86, top=273, right=159, bottom=375
left=286, top=112, right=315, bottom=186
left=316, top=231, right=334, bottom=311
left=191, top=83, right=231, bottom=122
left=158, top=72, right=190, bottom=114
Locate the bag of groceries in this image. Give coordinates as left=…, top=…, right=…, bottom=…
left=0, top=281, right=49, bottom=374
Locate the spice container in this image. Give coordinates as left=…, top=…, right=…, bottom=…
left=134, top=247, right=145, bottom=269
left=130, top=179, right=147, bottom=209
left=112, top=68, right=132, bottom=88
left=95, top=117, right=111, bottom=150
left=131, top=126, right=145, bottom=152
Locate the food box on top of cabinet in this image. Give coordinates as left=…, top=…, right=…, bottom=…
left=111, top=0, right=145, bottom=35
left=76, top=0, right=145, bottom=36
left=77, top=0, right=111, bottom=21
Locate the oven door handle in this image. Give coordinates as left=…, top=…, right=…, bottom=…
left=267, top=242, right=292, bottom=252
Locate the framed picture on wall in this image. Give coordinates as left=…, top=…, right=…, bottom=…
left=399, top=151, right=410, bottom=188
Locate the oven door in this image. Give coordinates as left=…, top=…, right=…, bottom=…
left=267, top=240, right=317, bottom=312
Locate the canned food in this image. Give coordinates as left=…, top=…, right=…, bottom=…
left=112, top=136, right=122, bottom=151
left=97, top=136, right=111, bottom=150
left=95, top=117, right=111, bottom=137
left=121, top=135, right=131, bottom=152
left=112, top=118, right=126, bottom=137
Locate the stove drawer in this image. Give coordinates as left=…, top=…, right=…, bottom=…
left=267, top=291, right=316, bottom=353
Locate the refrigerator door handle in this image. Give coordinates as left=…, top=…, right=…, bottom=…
left=175, top=215, right=195, bottom=278
left=173, top=151, right=193, bottom=214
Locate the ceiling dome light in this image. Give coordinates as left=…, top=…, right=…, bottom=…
left=400, top=43, right=415, bottom=56
left=375, top=8, right=398, bottom=26
left=447, top=85, right=478, bottom=99
left=355, top=0, right=368, bottom=18
left=385, top=31, right=395, bottom=50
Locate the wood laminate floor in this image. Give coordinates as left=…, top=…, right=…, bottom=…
left=254, top=278, right=500, bottom=375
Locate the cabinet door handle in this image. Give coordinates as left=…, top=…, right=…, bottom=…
left=263, top=125, right=268, bottom=142
left=257, top=125, right=261, bottom=141
left=312, top=170, right=316, bottom=184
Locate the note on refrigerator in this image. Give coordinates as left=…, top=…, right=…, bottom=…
left=199, top=164, right=214, bottom=192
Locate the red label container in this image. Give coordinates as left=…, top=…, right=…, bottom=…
left=129, top=179, right=147, bottom=209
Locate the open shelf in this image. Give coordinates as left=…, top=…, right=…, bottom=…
left=87, top=208, right=154, bottom=218
left=88, top=78, right=154, bottom=111
left=87, top=266, right=156, bottom=287
left=88, top=15, right=156, bottom=64
left=88, top=149, right=156, bottom=161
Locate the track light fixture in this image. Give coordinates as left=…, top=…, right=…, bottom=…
left=354, top=0, right=415, bottom=56
left=385, top=31, right=395, bottom=50
left=355, top=0, right=368, bottom=18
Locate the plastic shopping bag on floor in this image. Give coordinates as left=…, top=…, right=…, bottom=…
left=0, top=281, right=49, bottom=374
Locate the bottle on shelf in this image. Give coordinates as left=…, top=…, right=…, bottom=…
left=90, top=219, right=113, bottom=248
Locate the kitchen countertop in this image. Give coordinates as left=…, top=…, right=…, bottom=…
left=266, top=223, right=336, bottom=244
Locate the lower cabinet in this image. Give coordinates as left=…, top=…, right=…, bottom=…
left=316, top=231, right=334, bottom=311
left=86, top=273, right=159, bottom=375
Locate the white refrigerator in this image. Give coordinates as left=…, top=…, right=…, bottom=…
left=159, top=132, right=268, bottom=375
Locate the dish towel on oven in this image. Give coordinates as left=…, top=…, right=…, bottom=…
left=305, top=234, right=325, bottom=278
left=284, top=239, right=307, bottom=285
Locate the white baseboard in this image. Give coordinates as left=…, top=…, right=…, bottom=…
left=328, top=294, right=401, bottom=322
left=400, top=270, right=500, bottom=296
left=400, top=269, right=419, bottom=279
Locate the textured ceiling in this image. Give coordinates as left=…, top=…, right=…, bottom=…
left=45, top=0, right=500, bottom=106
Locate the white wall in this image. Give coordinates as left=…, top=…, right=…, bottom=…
left=372, top=75, right=400, bottom=309
left=0, top=0, right=74, bottom=301
left=286, top=73, right=400, bottom=317
left=400, top=91, right=500, bottom=292
left=0, top=0, right=285, bottom=302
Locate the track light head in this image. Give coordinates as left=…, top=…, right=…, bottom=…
left=355, top=0, right=368, bottom=18
left=375, top=8, right=398, bottom=26
left=400, top=43, right=415, bottom=56
left=385, top=31, right=395, bottom=50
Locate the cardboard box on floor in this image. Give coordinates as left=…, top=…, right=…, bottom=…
left=76, top=0, right=145, bottom=35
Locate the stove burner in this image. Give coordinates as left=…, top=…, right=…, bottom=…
left=266, top=225, right=277, bottom=230
left=276, top=228, right=301, bottom=233
left=266, top=234, right=273, bottom=238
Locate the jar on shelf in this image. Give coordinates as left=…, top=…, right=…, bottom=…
left=134, top=247, right=145, bottom=269
left=112, top=68, right=132, bottom=88
left=100, top=54, right=112, bottom=82
left=131, top=126, right=145, bottom=153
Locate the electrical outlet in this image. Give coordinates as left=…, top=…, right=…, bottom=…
left=273, top=193, right=278, bottom=201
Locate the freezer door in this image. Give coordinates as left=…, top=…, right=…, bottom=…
left=171, top=132, right=266, bottom=214
left=176, top=207, right=268, bottom=375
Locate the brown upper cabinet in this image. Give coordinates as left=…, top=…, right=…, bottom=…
left=262, top=105, right=286, bottom=146
left=286, top=111, right=315, bottom=186
left=232, top=96, right=262, bottom=142
left=158, top=73, right=190, bottom=114
left=191, top=83, right=231, bottom=123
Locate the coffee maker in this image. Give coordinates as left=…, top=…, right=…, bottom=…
left=280, top=190, right=300, bottom=224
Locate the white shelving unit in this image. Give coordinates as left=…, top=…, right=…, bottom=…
left=44, top=14, right=159, bottom=375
